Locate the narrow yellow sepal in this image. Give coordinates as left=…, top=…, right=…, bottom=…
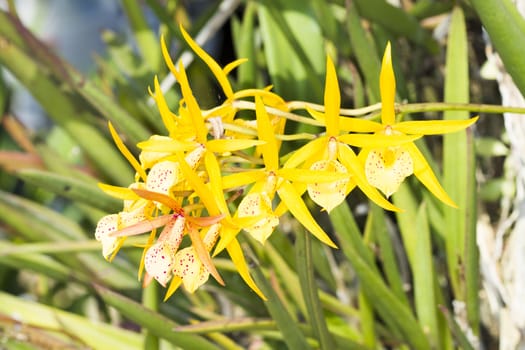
left=324, top=55, right=340, bottom=137
left=337, top=133, right=421, bottom=148
left=277, top=180, right=338, bottom=248
left=405, top=142, right=457, bottom=207
left=108, top=121, right=147, bottom=181
left=394, top=116, right=479, bottom=135
left=283, top=137, right=327, bottom=169
left=163, top=276, right=182, bottom=301
left=339, top=117, right=383, bottom=133
left=255, top=96, right=280, bottom=171
left=137, top=138, right=197, bottom=153
left=98, top=183, right=138, bottom=200
left=179, top=25, right=234, bottom=98
left=207, top=139, right=265, bottom=153
left=279, top=168, right=350, bottom=184
left=380, top=41, right=396, bottom=126
left=151, top=76, right=178, bottom=135
left=226, top=239, right=266, bottom=300
left=221, top=171, right=266, bottom=190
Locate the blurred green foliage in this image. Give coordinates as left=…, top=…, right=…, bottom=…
left=0, top=1, right=524, bottom=349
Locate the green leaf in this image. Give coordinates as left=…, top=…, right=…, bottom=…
left=295, top=230, right=335, bottom=350
left=413, top=203, right=440, bottom=348
left=251, top=263, right=312, bottom=349
left=353, top=0, right=438, bottom=52
left=257, top=0, right=324, bottom=101
left=330, top=202, right=430, bottom=349
left=369, top=204, right=409, bottom=306
left=121, top=0, right=161, bottom=72
left=469, top=0, right=525, bottom=97
left=345, top=1, right=381, bottom=102
left=0, top=291, right=143, bottom=350
left=16, top=169, right=121, bottom=213
left=95, top=285, right=220, bottom=350
left=442, top=6, right=479, bottom=335
left=0, top=24, right=134, bottom=186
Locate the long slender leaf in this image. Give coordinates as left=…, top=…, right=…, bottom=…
left=296, top=230, right=335, bottom=350
left=443, top=7, right=479, bottom=336
left=0, top=291, right=143, bottom=350
left=16, top=169, right=121, bottom=213
left=413, top=203, right=440, bottom=348
left=95, top=285, right=220, bottom=350
left=469, top=0, right=525, bottom=97
left=251, top=264, right=312, bottom=349
left=0, top=31, right=133, bottom=186
left=330, top=202, right=430, bottom=349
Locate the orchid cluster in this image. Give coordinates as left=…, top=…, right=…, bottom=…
left=94, top=27, right=477, bottom=300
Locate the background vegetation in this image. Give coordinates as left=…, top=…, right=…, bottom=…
left=1, top=0, right=525, bottom=349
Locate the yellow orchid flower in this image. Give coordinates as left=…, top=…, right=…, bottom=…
left=284, top=55, right=419, bottom=212
left=219, top=96, right=351, bottom=249
left=350, top=42, right=478, bottom=206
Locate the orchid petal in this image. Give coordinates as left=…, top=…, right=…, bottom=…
left=163, top=276, right=182, bottom=301
left=138, top=135, right=173, bottom=169
left=160, top=34, right=179, bottom=80
left=213, top=225, right=241, bottom=257
left=365, top=147, right=413, bottom=197
left=223, top=58, right=248, bottom=76
left=338, top=144, right=401, bottom=212
left=226, top=238, right=266, bottom=300
left=146, top=160, right=180, bottom=196
left=306, top=106, right=326, bottom=123
left=337, top=133, right=421, bottom=148
left=279, top=167, right=349, bottom=184
left=173, top=247, right=210, bottom=293
left=283, top=137, right=327, bottom=169
left=132, top=188, right=182, bottom=212
left=207, top=139, right=265, bottom=153
left=108, top=121, right=147, bottom=181
left=187, top=225, right=224, bottom=286
left=405, top=142, right=457, bottom=207
left=380, top=42, right=396, bottom=125
left=204, top=151, right=230, bottom=214
left=144, top=241, right=177, bottom=287
left=339, top=117, right=383, bottom=133
left=137, top=138, right=198, bottom=153
left=98, top=183, right=139, bottom=201
left=176, top=152, right=220, bottom=215
left=150, top=76, right=178, bottom=135
left=307, top=159, right=349, bottom=213
left=277, top=180, right=338, bottom=248
left=324, top=55, right=340, bottom=137
left=232, top=89, right=286, bottom=106
left=222, top=171, right=266, bottom=190
left=238, top=192, right=279, bottom=244
left=95, top=214, right=121, bottom=259
left=255, top=96, right=279, bottom=171
left=179, top=25, right=234, bottom=98
left=109, top=214, right=172, bottom=238
left=175, top=61, right=208, bottom=142
left=394, top=116, right=479, bottom=135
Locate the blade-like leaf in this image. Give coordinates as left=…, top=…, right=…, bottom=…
left=95, top=285, right=220, bottom=350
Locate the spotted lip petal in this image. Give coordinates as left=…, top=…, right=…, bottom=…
left=237, top=192, right=279, bottom=244
left=95, top=214, right=120, bottom=259
left=365, top=147, right=414, bottom=198
left=145, top=241, right=178, bottom=287
left=307, top=159, right=349, bottom=213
